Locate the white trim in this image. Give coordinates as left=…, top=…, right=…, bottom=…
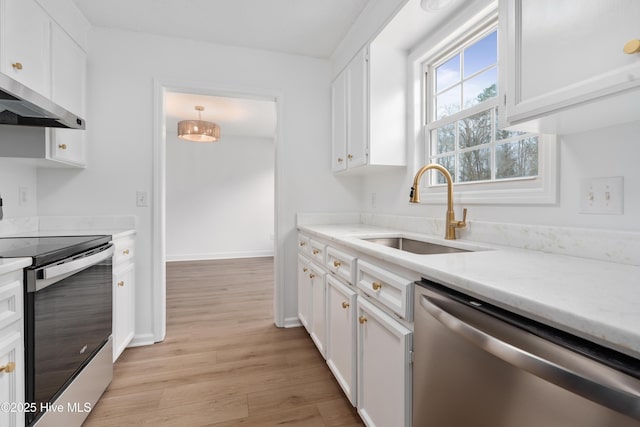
left=282, top=317, right=303, bottom=328
left=128, top=333, right=156, bottom=348
left=152, top=79, right=286, bottom=342
left=166, top=250, right=275, bottom=262
left=152, top=80, right=166, bottom=343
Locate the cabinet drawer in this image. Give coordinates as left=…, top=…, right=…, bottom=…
left=0, top=279, right=22, bottom=331
left=357, top=260, right=413, bottom=321
left=113, top=237, right=135, bottom=266
left=326, top=246, right=357, bottom=285
left=297, top=233, right=311, bottom=255
left=309, top=239, right=326, bottom=265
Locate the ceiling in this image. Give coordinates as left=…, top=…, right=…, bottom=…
left=71, top=0, right=370, bottom=59
left=165, top=92, right=277, bottom=140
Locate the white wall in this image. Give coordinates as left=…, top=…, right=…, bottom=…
left=0, top=159, right=38, bottom=218
left=166, top=134, right=275, bottom=261
left=36, top=27, right=362, bottom=340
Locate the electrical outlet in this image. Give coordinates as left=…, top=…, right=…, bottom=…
left=579, top=177, right=623, bottom=214
left=136, top=191, right=149, bottom=207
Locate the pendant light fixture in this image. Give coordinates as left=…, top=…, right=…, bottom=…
left=177, top=105, right=220, bottom=142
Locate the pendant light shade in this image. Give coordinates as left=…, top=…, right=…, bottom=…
left=177, top=106, right=220, bottom=142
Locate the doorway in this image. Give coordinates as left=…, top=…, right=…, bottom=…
left=164, top=92, right=276, bottom=262
left=152, top=81, right=284, bottom=342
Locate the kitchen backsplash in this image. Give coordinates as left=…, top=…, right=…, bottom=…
left=298, top=213, right=640, bottom=266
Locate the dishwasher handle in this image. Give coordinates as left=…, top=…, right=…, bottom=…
left=420, top=294, right=640, bottom=420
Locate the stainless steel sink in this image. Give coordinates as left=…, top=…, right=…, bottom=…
left=361, top=237, right=470, bottom=255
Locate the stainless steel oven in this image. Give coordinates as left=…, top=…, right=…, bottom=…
left=0, top=235, right=114, bottom=426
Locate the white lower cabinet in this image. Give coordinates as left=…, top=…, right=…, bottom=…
left=357, top=296, right=412, bottom=427
left=297, top=254, right=311, bottom=332
left=326, top=275, right=357, bottom=405
left=0, top=271, right=25, bottom=427
left=112, top=234, right=136, bottom=362
left=309, top=264, right=327, bottom=357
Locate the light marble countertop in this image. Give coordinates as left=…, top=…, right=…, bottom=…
left=298, top=223, right=640, bottom=360
left=0, top=257, right=32, bottom=276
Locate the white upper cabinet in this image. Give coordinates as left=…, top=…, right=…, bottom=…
left=0, top=0, right=51, bottom=97
left=500, top=0, right=640, bottom=134
left=0, top=0, right=88, bottom=167
left=51, top=23, right=86, bottom=117
left=332, top=48, right=367, bottom=172
left=331, top=43, right=406, bottom=174
left=48, top=23, right=87, bottom=167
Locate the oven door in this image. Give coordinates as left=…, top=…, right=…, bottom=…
left=25, top=244, right=114, bottom=425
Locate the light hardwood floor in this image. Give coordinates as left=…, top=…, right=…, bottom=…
left=84, top=257, right=363, bottom=426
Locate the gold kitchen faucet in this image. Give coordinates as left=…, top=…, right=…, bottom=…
left=410, top=163, right=467, bottom=240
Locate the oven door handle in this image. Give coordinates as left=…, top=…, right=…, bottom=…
left=35, top=245, right=114, bottom=291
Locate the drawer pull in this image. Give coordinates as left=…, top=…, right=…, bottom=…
left=58, top=144, right=67, bottom=150
left=347, top=154, right=353, bottom=160
left=123, top=249, right=130, bottom=255
left=312, top=249, right=320, bottom=255
left=372, top=281, right=383, bottom=291
left=302, top=267, right=308, bottom=273
left=359, top=316, right=367, bottom=324
left=309, top=273, right=316, bottom=279
left=117, top=281, right=125, bottom=287
left=333, top=260, right=341, bottom=268
left=299, top=241, right=306, bottom=246
left=11, top=62, right=22, bottom=70
left=0, top=362, right=15, bottom=374
left=624, top=39, right=640, bottom=54
left=342, top=301, right=350, bottom=309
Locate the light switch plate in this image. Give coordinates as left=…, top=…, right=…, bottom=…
left=136, top=191, right=149, bottom=207
left=579, top=176, right=623, bottom=215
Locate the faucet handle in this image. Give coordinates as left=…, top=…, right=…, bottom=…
left=455, top=208, right=468, bottom=228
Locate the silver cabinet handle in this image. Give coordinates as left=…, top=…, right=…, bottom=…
left=419, top=294, right=640, bottom=420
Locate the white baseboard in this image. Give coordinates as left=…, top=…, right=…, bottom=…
left=127, top=333, right=156, bottom=348
left=283, top=316, right=302, bottom=328
left=166, top=249, right=274, bottom=262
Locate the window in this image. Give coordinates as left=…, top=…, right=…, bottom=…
left=424, top=27, right=540, bottom=187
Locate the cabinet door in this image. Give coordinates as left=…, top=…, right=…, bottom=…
left=48, top=129, right=85, bottom=166
left=502, top=0, right=640, bottom=132
left=326, top=275, right=357, bottom=405
left=309, top=266, right=326, bottom=357
left=113, top=263, right=135, bottom=362
left=0, top=0, right=50, bottom=97
left=51, top=23, right=86, bottom=116
left=0, top=324, right=24, bottom=427
left=331, top=72, right=348, bottom=172
left=357, top=297, right=412, bottom=427
left=48, top=23, right=87, bottom=167
left=297, top=255, right=311, bottom=332
left=346, top=48, right=368, bottom=169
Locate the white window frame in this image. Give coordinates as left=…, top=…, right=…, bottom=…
left=414, top=8, right=558, bottom=206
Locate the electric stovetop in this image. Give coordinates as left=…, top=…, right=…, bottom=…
left=0, top=235, right=111, bottom=267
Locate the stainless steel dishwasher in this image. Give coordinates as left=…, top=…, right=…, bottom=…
left=413, top=279, right=640, bottom=427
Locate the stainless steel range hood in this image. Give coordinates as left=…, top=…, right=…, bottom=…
left=0, top=73, right=85, bottom=129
